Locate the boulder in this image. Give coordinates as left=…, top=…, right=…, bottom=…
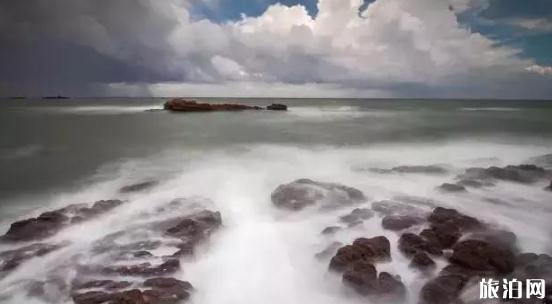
left=381, top=215, right=424, bottom=231
left=0, top=242, right=66, bottom=274
left=164, top=210, right=222, bottom=242
left=428, top=207, right=482, bottom=232
left=73, top=280, right=132, bottom=291
left=329, top=236, right=391, bottom=272
left=546, top=180, right=552, bottom=191
left=398, top=233, right=442, bottom=257
left=409, top=252, right=436, bottom=270
left=321, top=226, right=342, bottom=235
left=437, top=183, right=467, bottom=193
left=266, top=104, right=288, bottom=111
left=391, top=165, right=447, bottom=174
left=342, top=261, right=406, bottom=300
left=419, top=274, right=466, bottom=304
left=339, top=208, right=374, bottom=224
left=271, top=179, right=365, bottom=211
left=371, top=200, right=423, bottom=216
left=449, top=239, right=516, bottom=275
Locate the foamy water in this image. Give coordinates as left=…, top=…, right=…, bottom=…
left=1, top=140, right=551, bottom=304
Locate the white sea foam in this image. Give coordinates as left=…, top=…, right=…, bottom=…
left=0, top=141, right=551, bottom=303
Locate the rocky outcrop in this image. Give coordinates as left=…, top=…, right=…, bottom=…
left=457, top=164, right=551, bottom=184
left=381, top=215, right=424, bottom=231
left=0, top=242, right=67, bottom=275
left=329, top=236, right=391, bottom=272
left=0, top=200, right=123, bottom=242
left=163, top=99, right=288, bottom=112
left=271, top=179, right=366, bottom=211
left=339, top=208, right=374, bottom=226
left=371, top=200, right=426, bottom=217
left=409, top=252, right=436, bottom=271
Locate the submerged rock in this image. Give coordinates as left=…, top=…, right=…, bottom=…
left=271, top=179, right=366, bottom=211
left=119, top=181, right=158, bottom=193
left=449, top=239, right=516, bottom=274
left=398, top=233, right=442, bottom=257
left=381, top=215, right=424, bottom=231
left=409, top=252, right=436, bottom=271
left=315, top=241, right=343, bottom=260
left=419, top=274, right=465, bottom=304
left=371, top=200, right=424, bottom=216
left=458, top=164, right=551, bottom=184
left=546, top=180, right=552, bottom=191
left=0, top=242, right=66, bottom=274
left=321, top=226, right=342, bottom=235
left=266, top=103, right=288, bottom=111
left=339, top=208, right=374, bottom=224
left=391, top=165, right=447, bottom=174
left=437, top=183, right=466, bottom=193
left=329, top=236, right=391, bottom=272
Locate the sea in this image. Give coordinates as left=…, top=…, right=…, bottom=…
left=0, top=98, right=551, bottom=304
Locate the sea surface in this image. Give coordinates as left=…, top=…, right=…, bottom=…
left=0, top=98, right=551, bottom=303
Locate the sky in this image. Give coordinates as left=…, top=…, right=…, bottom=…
left=0, top=0, right=551, bottom=99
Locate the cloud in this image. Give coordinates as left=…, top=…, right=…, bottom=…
left=509, top=18, right=552, bottom=32
left=526, top=64, right=552, bottom=76
left=0, top=0, right=550, bottom=98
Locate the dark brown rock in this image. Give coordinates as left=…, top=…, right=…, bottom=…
left=0, top=242, right=66, bottom=273
left=428, top=207, right=482, bottom=231
left=419, top=274, right=465, bottom=304
left=398, top=233, right=442, bottom=257
left=409, top=252, right=436, bottom=270
left=165, top=210, right=222, bottom=242
left=381, top=215, right=424, bottom=231
left=73, top=280, right=132, bottom=291
left=73, top=291, right=114, bottom=304
left=329, top=236, right=390, bottom=272
left=449, top=239, right=516, bottom=275
left=342, top=261, right=405, bottom=300
left=271, top=179, right=365, bottom=211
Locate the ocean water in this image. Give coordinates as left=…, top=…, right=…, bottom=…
left=0, top=98, right=551, bottom=304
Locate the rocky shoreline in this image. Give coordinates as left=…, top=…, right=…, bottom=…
left=163, top=99, right=287, bottom=112
left=0, top=161, right=551, bottom=303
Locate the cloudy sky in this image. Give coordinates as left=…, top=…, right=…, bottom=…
left=0, top=0, right=551, bottom=98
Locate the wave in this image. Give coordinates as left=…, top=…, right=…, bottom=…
left=461, top=107, right=522, bottom=112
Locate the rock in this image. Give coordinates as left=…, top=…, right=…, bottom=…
left=1, top=200, right=123, bottom=242
left=428, top=207, right=482, bottom=232
left=409, top=252, right=436, bottom=270
left=339, top=208, right=374, bottom=224
left=27, top=276, right=69, bottom=302
left=315, top=242, right=343, bottom=260
left=73, top=280, right=132, bottom=291
left=104, top=259, right=181, bottom=277
left=342, top=261, right=405, bottom=300
left=437, top=183, right=467, bottom=193
left=546, top=180, right=552, bottom=191
left=419, top=225, right=461, bottom=250
left=73, top=291, right=114, bottom=304
left=0, top=242, right=66, bottom=273
left=449, top=239, right=516, bottom=275
left=164, top=99, right=260, bottom=112
left=456, top=179, right=493, bottom=188
left=329, top=236, right=390, bottom=272
left=371, top=200, right=423, bottom=216
left=164, top=210, right=222, bottom=242
left=458, top=164, right=551, bottom=184
left=321, top=226, right=342, bottom=235
left=391, top=165, right=447, bottom=174
left=119, top=181, right=158, bottom=193
left=266, top=103, right=288, bottom=111
left=419, top=274, right=465, bottom=304
left=376, top=272, right=406, bottom=300
left=143, top=277, right=193, bottom=290
left=113, top=289, right=147, bottom=304
left=381, top=215, right=424, bottom=231
left=271, top=179, right=366, bottom=211
left=398, top=233, right=442, bottom=257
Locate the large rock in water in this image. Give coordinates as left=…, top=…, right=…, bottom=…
left=0, top=200, right=123, bottom=242
left=266, top=103, right=288, bottom=111
left=271, top=179, right=366, bottom=210
left=329, top=236, right=391, bottom=272
left=164, top=99, right=261, bottom=112
left=457, top=164, right=551, bottom=184
left=449, top=239, right=516, bottom=274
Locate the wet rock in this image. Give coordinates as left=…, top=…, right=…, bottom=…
left=391, top=165, right=447, bottom=174
left=437, top=183, right=467, bottom=193
left=458, top=164, right=551, bottom=184
left=1, top=200, right=123, bottom=242
left=73, top=280, right=132, bottom=291
left=73, top=291, right=114, bottom=304
left=321, top=226, right=342, bottom=235
left=119, top=181, right=158, bottom=193
left=27, top=276, right=69, bottom=302
left=449, top=239, right=516, bottom=275
left=514, top=253, right=552, bottom=280
left=342, top=261, right=405, bottom=300
left=428, top=207, right=482, bottom=232
left=164, top=99, right=260, bottom=112
left=409, top=252, right=436, bottom=270
left=419, top=225, right=461, bottom=250
left=113, top=289, right=147, bottom=304
left=381, top=215, right=424, bottom=231
left=0, top=242, right=66, bottom=273
left=315, top=242, right=343, bottom=260
left=108, top=259, right=181, bottom=277
left=266, top=103, right=288, bottom=111
left=271, top=179, right=366, bottom=211
left=419, top=274, right=465, bottom=304
left=329, top=236, right=390, bottom=272
left=371, top=200, right=423, bottom=216
left=398, top=233, right=442, bottom=257
left=531, top=153, right=552, bottom=167
left=456, top=179, right=493, bottom=188
left=546, top=180, right=552, bottom=191
left=164, top=210, right=222, bottom=242
left=339, top=208, right=374, bottom=224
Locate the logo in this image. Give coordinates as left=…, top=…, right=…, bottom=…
left=480, top=278, right=545, bottom=300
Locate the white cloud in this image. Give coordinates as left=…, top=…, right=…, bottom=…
left=510, top=18, right=552, bottom=32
